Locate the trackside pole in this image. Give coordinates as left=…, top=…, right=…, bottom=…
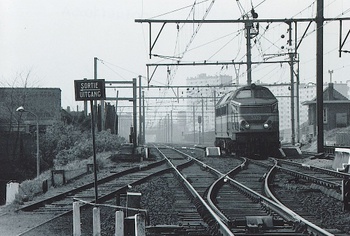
left=73, top=201, right=81, bottom=236
left=115, top=211, right=124, bottom=236
left=90, top=100, right=98, bottom=204
left=93, top=207, right=101, bottom=236
left=74, top=74, right=106, bottom=236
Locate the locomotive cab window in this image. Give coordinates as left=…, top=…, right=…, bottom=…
left=235, top=87, right=275, bottom=99
left=255, top=88, right=275, bottom=99
left=236, top=90, right=252, bottom=99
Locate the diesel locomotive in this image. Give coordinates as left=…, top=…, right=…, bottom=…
left=214, top=84, right=280, bottom=158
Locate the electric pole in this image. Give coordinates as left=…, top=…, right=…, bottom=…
left=246, top=21, right=252, bottom=85
left=316, top=0, right=324, bottom=153
left=288, top=22, right=296, bottom=145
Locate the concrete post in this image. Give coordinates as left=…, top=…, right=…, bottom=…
left=73, top=202, right=81, bottom=236
left=93, top=207, right=101, bottom=236
left=6, top=182, right=19, bottom=205
left=115, top=211, right=124, bottom=236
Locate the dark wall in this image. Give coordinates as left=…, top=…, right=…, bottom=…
left=0, top=131, right=36, bottom=204
left=309, top=103, right=350, bottom=132
left=325, top=103, right=350, bottom=130
left=1, top=132, right=36, bottom=176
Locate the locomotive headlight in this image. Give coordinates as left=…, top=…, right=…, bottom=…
left=264, top=119, right=272, bottom=129
left=240, top=120, right=250, bottom=130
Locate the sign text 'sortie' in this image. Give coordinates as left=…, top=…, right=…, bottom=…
left=74, top=79, right=106, bottom=101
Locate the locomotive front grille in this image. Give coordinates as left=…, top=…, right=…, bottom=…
left=236, top=132, right=279, bottom=142
left=240, top=106, right=272, bottom=113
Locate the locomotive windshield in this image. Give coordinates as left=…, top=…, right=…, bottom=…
left=255, top=88, right=275, bottom=98
left=235, top=90, right=252, bottom=99
left=235, top=87, right=275, bottom=99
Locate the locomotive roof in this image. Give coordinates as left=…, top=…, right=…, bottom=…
left=216, top=84, right=276, bottom=107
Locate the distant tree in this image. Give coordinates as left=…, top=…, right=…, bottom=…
left=0, top=70, right=38, bottom=160
left=0, top=71, right=48, bottom=180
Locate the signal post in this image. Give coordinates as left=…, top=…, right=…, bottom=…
left=74, top=79, right=106, bottom=204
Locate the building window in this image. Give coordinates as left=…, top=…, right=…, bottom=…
left=323, top=108, right=328, bottom=124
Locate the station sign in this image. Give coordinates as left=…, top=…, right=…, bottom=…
left=74, top=79, right=106, bottom=101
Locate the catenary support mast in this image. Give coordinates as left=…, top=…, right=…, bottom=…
left=316, top=0, right=324, bottom=153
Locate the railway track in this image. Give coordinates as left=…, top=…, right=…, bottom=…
left=8, top=145, right=225, bottom=235
left=159, top=146, right=334, bottom=235
left=3, top=145, right=349, bottom=235
left=6, top=158, right=180, bottom=235
left=202, top=156, right=331, bottom=235
left=276, top=159, right=350, bottom=198
left=18, top=160, right=168, bottom=212
left=267, top=158, right=350, bottom=235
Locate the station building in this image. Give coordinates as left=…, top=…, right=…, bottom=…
left=302, top=82, right=350, bottom=141
left=268, top=81, right=350, bottom=143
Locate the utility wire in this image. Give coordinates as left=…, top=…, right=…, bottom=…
left=166, top=0, right=217, bottom=92
left=97, top=59, right=146, bottom=80
left=149, top=0, right=210, bottom=19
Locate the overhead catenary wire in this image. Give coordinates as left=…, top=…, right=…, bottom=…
left=145, top=0, right=350, bottom=83
left=149, top=0, right=211, bottom=19
left=140, top=0, right=350, bottom=127
left=98, top=59, right=145, bottom=78
left=231, top=0, right=350, bottom=85
left=167, top=0, right=217, bottom=86
left=143, top=1, right=218, bottom=126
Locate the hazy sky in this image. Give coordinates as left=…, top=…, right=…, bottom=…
left=1, top=0, right=350, bottom=110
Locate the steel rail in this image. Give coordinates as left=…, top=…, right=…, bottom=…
left=172, top=146, right=234, bottom=224
left=198, top=155, right=334, bottom=236
left=277, top=165, right=341, bottom=190
left=253, top=158, right=342, bottom=191
left=155, top=146, right=235, bottom=236
left=277, top=158, right=350, bottom=178
left=164, top=146, right=335, bottom=235
left=17, top=159, right=167, bottom=212
left=17, top=159, right=170, bottom=235
left=264, top=159, right=335, bottom=236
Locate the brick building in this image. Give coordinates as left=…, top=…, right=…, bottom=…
left=0, top=87, right=61, bottom=203
left=302, top=83, right=350, bottom=139
left=0, top=87, right=61, bottom=132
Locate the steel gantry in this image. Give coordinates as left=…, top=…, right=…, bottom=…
left=136, top=2, right=350, bottom=153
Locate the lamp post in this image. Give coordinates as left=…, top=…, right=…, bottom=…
left=16, top=106, right=40, bottom=177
